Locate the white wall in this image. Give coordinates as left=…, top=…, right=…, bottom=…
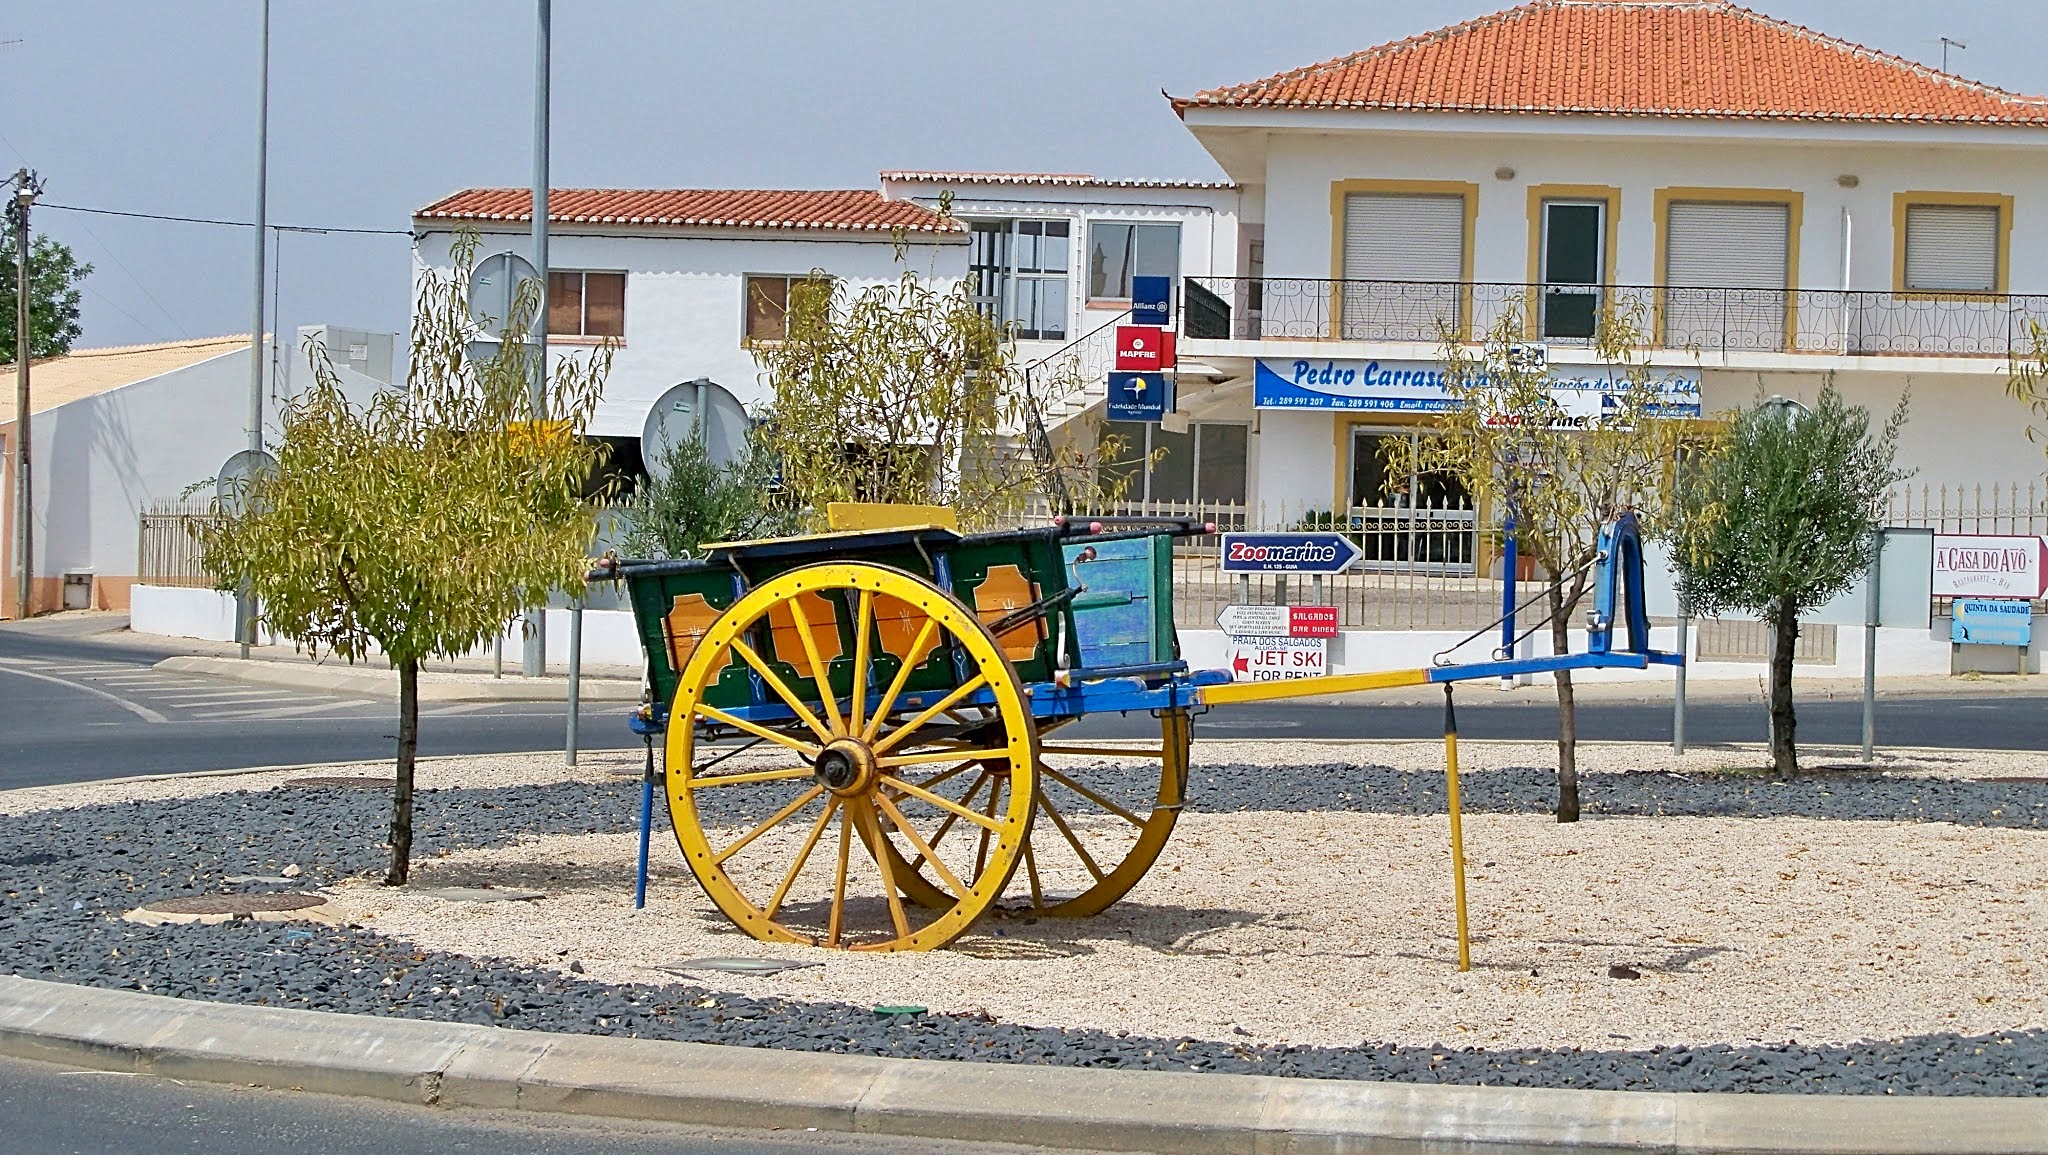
left=413, top=228, right=967, bottom=436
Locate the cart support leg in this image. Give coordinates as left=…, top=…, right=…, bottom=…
left=1443, top=684, right=1472, bottom=972
left=635, top=732, right=655, bottom=910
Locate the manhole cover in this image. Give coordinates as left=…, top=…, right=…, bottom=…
left=284, top=776, right=394, bottom=788
left=143, top=893, right=328, bottom=916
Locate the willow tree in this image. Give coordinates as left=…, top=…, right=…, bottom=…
left=196, top=232, right=612, bottom=883
left=1387, top=301, right=1691, bottom=821
left=753, top=270, right=1122, bottom=529
left=1665, top=384, right=1908, bottom=777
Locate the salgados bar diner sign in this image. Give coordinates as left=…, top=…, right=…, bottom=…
left=1254, top=358, right=1702, bottom=423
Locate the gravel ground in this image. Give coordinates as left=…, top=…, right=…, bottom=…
left=4, top=741, right=2048, bottom=1096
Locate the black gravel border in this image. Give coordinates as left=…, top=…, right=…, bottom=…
left=4, top=766, right=2046, bottom=1097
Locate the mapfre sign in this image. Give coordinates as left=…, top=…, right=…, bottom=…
left=1932, top=534, right=2048, bottom=600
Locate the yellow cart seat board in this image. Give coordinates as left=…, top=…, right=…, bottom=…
left=826, top=503, right=960, bottom=532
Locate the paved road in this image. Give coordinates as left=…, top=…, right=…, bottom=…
left=0, top=1053, right=1096, bottom=1155
left=4, top=618, right=2046, bottom=789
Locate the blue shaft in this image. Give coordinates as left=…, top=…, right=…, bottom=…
left=1499, top=508, right=1519, bottom=659
left=635, top=768, right=654, bottom=910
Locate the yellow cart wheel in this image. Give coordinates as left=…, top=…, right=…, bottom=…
left=884, top=708, right=1191, bottom=918
left=665, top=562, right=1037, bottom=952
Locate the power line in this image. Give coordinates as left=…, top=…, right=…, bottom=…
left=41, top=202, right=411, bottom=236
left=64, top=212, right=190, bottom=338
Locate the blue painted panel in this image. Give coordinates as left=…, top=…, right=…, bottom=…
left=1064, top=536, right=1166, bottom=669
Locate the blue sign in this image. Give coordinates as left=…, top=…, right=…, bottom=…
left=1252, top=357, right=1702, bottom=418
left=1131, top=275, right=1171, bottom=327
left=1220, top=532, right=1365, bottom=574
left=1953, top=598, right=2033, bottom=647
left=1106, top=371, right=1170, bottom=422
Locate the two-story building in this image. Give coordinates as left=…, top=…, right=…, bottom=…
left=411, top=178, right=1243, bottom=484
left=1165, top=0, right=2048, bottom=530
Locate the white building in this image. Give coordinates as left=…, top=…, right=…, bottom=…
left=410, top=178, right=1243, bottom=480
left=1166, top=0, right=2048, bottom=522
left=1, top=329, right=392, bottom=618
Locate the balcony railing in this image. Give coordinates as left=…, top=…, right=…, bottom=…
left=1183, top=276, right=2048, bottom=358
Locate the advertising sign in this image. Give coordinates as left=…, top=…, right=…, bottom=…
left=1225, top=635, right=1328, bottom=682
left=1932, top=534, right=2047, bottom=600
left=1216, top=604, right=1339, bottom=637
left=1105, top=371, right=1170, bottom=422
left=1219, top=533, right=1365, bottom=574
left=1130, top=275, right=1172, bottom=327
left=1952, top=598, right=2033, bottom=646
left=1252, top=357, right=1702, bottom=422
left=1114, top=326, right=1176, bottom=371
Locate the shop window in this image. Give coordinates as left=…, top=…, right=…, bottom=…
left=970, top=220, right=1069, bottom=340
left=1098, top=420, right=1247, bottom=505
left=547, top=270, right=625, bottom=339
left=1087, top=222, right=1179, bottom=302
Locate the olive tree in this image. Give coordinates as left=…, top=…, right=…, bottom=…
left=620, top=425, right=796, bottom=559
left=752, top=270, right=1124, bottom=529
left=1387, top=301, right=1690, bottom=821
left=196, top=232, right=612, bottom=883
left=1665, top=382, right=1908, bottom=777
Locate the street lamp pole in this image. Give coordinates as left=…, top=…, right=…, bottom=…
left=523, top=0, right=551, bottom=677
left=240, top=0, right=271, bottom=659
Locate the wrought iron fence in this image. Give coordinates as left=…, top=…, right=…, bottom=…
left=137, top=499, right=218, bottom=588
left=1184, top=276, right=2048, bottom=358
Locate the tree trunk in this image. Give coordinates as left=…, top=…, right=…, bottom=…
left=1769, top=597, right=1799, bottom=779
left=385, top=657, right=419, bottom=885
left=1548, top=580, right=1580, bottom=823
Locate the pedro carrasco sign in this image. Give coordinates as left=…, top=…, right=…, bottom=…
left=1253, top=358, right=1702, bottom=421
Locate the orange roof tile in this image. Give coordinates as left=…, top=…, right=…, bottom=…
left=1181, top=0, right=2048, bottom=125
left=414, top=188, right=961, bottom=233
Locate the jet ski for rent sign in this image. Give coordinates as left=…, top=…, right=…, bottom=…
left=1217, top=604, right=1337, bottom=682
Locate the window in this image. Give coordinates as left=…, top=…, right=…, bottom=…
left=1658, top=194, right=1796, bottom=351
left=743, top=274, right=832, bottom=344
left=1087, top=222, right=1179, bottom=302
left=1098, top=420, right=1247, bottom=505
left=547, top=270, right=624, bottom=338
left=1902, top=201, right=2005, bottom=294
left=1339, top=192, right=1467, bottom=339
left=969, top=220, right=1068, bottom=340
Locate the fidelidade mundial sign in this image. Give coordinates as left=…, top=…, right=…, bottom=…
left=1253, top=357, right=1702, bottom=421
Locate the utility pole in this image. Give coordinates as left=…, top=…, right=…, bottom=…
left=524, top=0, right=551, bottom=677
left=239, top=0, right=271, bottom=658
left=9, top=168, right=41, bottom=621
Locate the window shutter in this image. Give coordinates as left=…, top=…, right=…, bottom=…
left=1341, top=194, right=1465, bottom=282
left=1665, top=201, right=1789, bottom=289
left=1341, top=193, right=1465, bottom=339
left=1904, top=204, right=1999, bottom=293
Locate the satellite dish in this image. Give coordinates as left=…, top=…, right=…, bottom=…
left=468, top=251, right=541, bottom=339
left=215, top=449, right=279, bottom=517
left=641, top=378, right=750, bottom=483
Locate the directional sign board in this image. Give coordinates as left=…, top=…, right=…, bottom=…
left=1219, top=533, right=1364, bottom=574
left=1216, top=604, right=1338, bottom=637
left=1106, top=371, right=1170, bottom=422
left=1953, top=598, right=2034, bottom=646
left=1225, top=636, right=1327, bottom=682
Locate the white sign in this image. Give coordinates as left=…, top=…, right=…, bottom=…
left=1225, top=635, right=1327, bottom=682
left=1932, top=534, right=2047, bottom=600
left=1253, top=357, right=1702, bottom=421
left=1219, top=605, right=1290, bottom=636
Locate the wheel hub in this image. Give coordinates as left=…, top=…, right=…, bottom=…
left=813, top=738, right=878, bottom=796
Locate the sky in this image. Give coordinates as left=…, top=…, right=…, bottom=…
left=1, top=1, right=2039, bottom=355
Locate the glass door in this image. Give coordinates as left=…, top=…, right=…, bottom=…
left=1540, top=201, right=1604, bottom=340
left=1347, top=428, right=1475, bottom=571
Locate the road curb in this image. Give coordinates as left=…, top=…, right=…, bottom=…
left=154, top=655, right=641, bottom=703
left=1, top=976, right=2042, bottom=1153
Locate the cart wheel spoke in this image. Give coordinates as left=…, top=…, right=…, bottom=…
left=861, top=618, right=937, bottom=743
left=729, top=639, right=833, bottom=743
left=693, top=703, right=821, bottom=759
left=908, top=771, right=985, bottom=874
left=1036, top=786, right=1107, bottom=882
left=872, top=674, right=989, bottom=756
left=852, top=800, right=913, bottom=940
left=684, top=764, right=816, bottom=790
left=827, top=808, right=852, bottom=947
left=849, top=590, right=874, bottom=735
left=1022, top=832, right=1045, bottom=909
left=786, top=594, right=845, bottom=736
left=714, top=784, right=826, bottom=865
left=764, top=798, right=839, bottom=919
left=1041, top=765, right=1147, bottom=828
left=875, top=792, right=966, bottom=895
left=878, top=746, right=1009, bottom=769
left=887, top=775, right=1007, bottom=833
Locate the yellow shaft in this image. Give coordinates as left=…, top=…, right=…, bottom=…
left=1445, top=728, right=1471, bottom=973
left=1201, top=666, right=1428, bottom=705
